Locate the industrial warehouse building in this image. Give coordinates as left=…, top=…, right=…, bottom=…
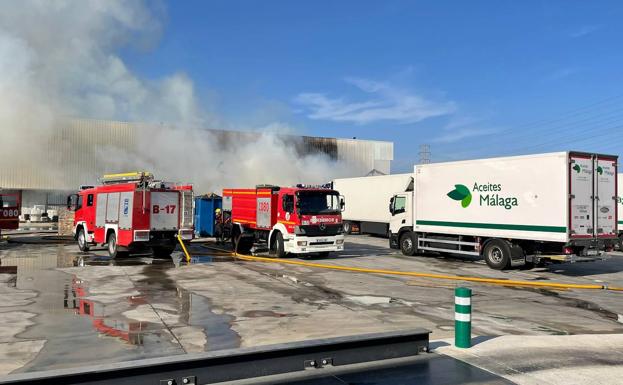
left=1, top=118, right=393, bottom=212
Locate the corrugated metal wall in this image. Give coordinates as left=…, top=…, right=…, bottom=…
left=1, top=118, right=393, bottom=190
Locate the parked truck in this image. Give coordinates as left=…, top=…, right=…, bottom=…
left=389, top=152, right=618, bottom=269
left=223, top=185, right=345, bottom=257
left=67, top=172, right=194, bottom=258
left=618, top=173, right=623, bottom=244
left=332, top=173, right=413, bottom=236
left=0, top=190, right=21, bottom=236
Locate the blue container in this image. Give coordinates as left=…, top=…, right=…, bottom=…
left=194, top=195, right=222, bottom=237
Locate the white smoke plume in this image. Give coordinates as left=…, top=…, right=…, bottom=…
left=0, top=1, right=350, bottom=193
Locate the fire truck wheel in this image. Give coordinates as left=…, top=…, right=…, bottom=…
left=152, top=247, right=174, bottom=259
left=273, top=232, right=286, bottom=258
left=107, top=232, right=126, bottom=259
left=77, top=228, right=90, bottom=252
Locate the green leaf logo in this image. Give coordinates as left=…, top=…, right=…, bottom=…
left=572, top=164, right=581, bottom=173
left=597, top=166, right=603, bottom=175
left=447, top=184, right=472, bottom=208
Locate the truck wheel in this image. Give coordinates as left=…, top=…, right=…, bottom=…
left=483, top=239, right=511, bottom=270
left=400, top=232, right=417, bottom=256
left=77, top=228, right=90, bottom=252
left=152, top=246, right=175, bottom=259
left=107, top=232, right=127, bottom=259
left=273, top=232, right=286, bottom=258
left=343, top=221, right=352, bottom=235
left=237, top=237, right=253, bottom=255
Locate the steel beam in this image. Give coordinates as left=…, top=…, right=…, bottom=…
left=1, top=329, right=430, bottom=385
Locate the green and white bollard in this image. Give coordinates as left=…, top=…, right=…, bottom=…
left=454, top=287, right=472, bottom=348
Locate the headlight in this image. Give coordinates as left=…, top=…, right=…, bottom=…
left=336, top=239, right=344, bottom=245
left=297, top=241, right=308, bottom=246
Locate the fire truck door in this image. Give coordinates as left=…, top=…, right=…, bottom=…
left=96, top=194, right=108, bottom=228
left=106, top=193, right=120, bottom=223
left=119, top=192, right=134, bottom=230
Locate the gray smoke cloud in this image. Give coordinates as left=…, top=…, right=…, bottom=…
left=0, top=1, right=349, bottom=193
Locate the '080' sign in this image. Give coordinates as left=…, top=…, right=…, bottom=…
left=2, top=209, right=19, bottom=217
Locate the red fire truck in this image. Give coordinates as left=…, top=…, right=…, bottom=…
left=0, top=190, right=21, bottom=235
left=222, top=185, right=345, bottom=257
left=67, top=172, right=194, bottom=258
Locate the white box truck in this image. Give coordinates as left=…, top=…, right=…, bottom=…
left=389, top=151, right=618, bottom=269
left=332, top=173, right=413, bottom=236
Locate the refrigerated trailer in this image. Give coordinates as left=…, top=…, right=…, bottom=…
left=332, top=174, right=413, bottom=236
left=389, top=152, right=618, bottom=269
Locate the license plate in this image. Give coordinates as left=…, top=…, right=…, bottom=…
left=586, top=249, right=599, bottom=256
left=317, top=238, right=328, bottom=243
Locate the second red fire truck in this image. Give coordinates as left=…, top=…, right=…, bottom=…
left=0, top=190, right=21, bottom=236
left=68, top=172, right=194, bottom=258
left=222, top=185, right=345, bottom=257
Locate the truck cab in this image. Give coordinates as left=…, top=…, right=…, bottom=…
left=388, top=192, right=413, bottom=250
left=0, top=191, right=21, bottom=234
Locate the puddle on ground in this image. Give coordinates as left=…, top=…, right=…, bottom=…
left=0, top=244, right=240, bottom=373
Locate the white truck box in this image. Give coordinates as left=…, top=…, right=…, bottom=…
left=390, top=151, right=618, bottom=269
left=333, top=173, right=412, bottom=235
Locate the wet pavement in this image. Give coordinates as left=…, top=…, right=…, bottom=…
left=1, top=235, right=623, bottom=379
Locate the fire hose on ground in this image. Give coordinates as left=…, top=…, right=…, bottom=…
left=174, top=237, right=623, bottom=292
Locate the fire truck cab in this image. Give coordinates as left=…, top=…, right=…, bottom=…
left=68, top=172, right=194, bottom=258
left=0, top=191, right=21, bottom=235
left=223, top=185, right=345, bottom=257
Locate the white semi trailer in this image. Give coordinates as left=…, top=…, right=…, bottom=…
left=332, top=174, right=413, bottom=236
left=389, top=151, right=618, bottom=269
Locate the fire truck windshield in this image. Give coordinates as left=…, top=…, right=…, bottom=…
left=296, top=191, right=341, bottom=215
left=1, top=194, right=18, bottom=208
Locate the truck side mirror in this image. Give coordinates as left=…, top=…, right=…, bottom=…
left=67, top=194, right=78, bottom=211
left=340, top=196, right=345, bottom=212
left=389, top=197, right=394, bottom=214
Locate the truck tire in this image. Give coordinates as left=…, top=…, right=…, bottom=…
left=273, top=232, right=286, bottom=258
left=343, top=221, right=352, bottom=235
left=152, top=246, right=175, bottom=259
left=77, top=228, right=90, bottom=252
left=483, top=239, right=511, bottom=270
left=107, top=232, right=127, bottom=259
left=400, top=231, right=417, bottom=256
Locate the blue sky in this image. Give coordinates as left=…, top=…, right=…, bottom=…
left=124, top=0, right=623, bottom=172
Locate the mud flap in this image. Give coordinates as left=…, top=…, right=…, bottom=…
left=509, top=243, right=527, bottom=267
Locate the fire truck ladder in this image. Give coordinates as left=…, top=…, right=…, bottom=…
left=100, top=172, right=154, bottom=185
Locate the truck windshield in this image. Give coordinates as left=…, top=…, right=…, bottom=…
left=0, top=194, right=18, bottom=208
left=297, top=191, right=341, bottom=215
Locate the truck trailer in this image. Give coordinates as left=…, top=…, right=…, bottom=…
left=332, top=173, right=413, bottom=236
left=68, top=172, right=194, bottom=258
left=389, top=152, right=618, bottom=269
left=223, top=185, right=345, bottom=257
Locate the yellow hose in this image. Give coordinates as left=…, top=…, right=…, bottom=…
left=177, top=234, right=191, bottom=263
left=200, top=244, right=623, bottom=292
